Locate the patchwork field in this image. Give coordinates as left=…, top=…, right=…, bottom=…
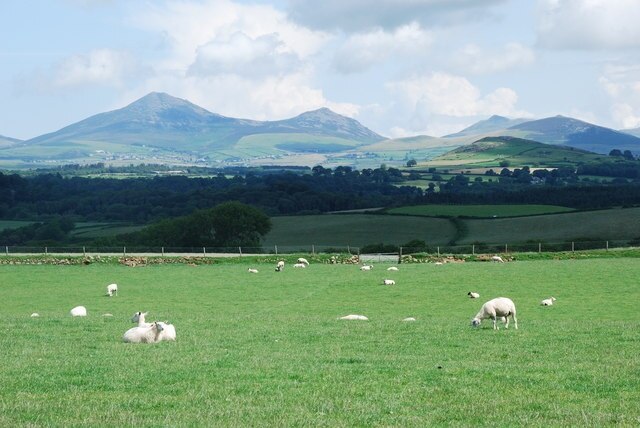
left=1, top=258, right=639, bottom=426
left=387, top=204, right=575, bottom=218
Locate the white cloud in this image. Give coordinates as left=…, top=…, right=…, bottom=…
left=452, top=42, right=534, bottom=74
left=599, top=64, right=640, bottom=129
left=537, top=0, right=640, bottom=50
left=387, top=72, right=530, bottom=135
left=288, top=0, right=507, bottom=32
left=52, top=49, right=143, bottom=88
left=333, top=23, right=432, bottom=74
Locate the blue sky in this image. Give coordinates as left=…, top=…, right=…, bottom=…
left=2, top=0, right=640, bottom=140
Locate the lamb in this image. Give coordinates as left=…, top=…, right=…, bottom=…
left=106, top=283, right=118, bottom=297
left=467, top=291, right=480, bottom=299
left=339, top=314, right=368, bottom=321
left=491, top=255, right=505, bottom=263
left=248, top=268, right=259, bottom=273
left=383, top=279, right=396, bottom=285
left=387, top=266, right=399, bottom=271
left=360, top=265, right=373, bottom=271
left=541, top=297, right=556, bottom=306
left=123, top=322, right=165, bottom=343
left=70, top=306, right=87, bottom=317
left=297, top=257, right=309, bottom=265
left=293, top=263, right=306, bottom=268
left=156, top=321, right=177, bottom=341
left=471, top=297, right=517, bottom=330
left=275, top=260, right=285, bottom=272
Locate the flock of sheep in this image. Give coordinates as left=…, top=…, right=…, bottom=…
left=254, top=257, right=557, bottom=330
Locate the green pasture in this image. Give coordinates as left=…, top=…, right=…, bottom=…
left=1, top=259, right=638, bottom=426
left=387, top=204, right=575, bottom=218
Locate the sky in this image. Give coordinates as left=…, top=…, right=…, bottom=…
left=2, top=0, right=640, bottom=141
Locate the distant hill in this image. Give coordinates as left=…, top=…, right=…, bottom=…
left=443, top=115, right=529, bottom=138
left=506, top=116, right=640, bottom=154
left=0, top=134, right=22, bottom=149
left=620, top=127, right=640, bottom=138
left=430, top=136, right=606, bottom=169
left=4, top=92, right=385, bottom=167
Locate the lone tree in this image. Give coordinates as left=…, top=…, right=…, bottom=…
left=131, top=202, right=272, bottom=248
left=406, top=159, right=417, bottom=167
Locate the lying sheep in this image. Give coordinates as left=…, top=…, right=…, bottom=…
left=402, top=317, right=416, bottom=322
left=339, top=314, right=368, bottom=321
left=293, top=263, right=306, bottom=268
left=383, top=279, right=396, bottom=285
left=471, top=297, right=517, bottom=330
left=541, top=297, right=556, bottom=306
left=123, top=322, right=165, bottom=343
left=275, top=260, right=285, bottom=272
left=491, top=255, right=505, bottom=263
left=467, top=291, right=480, bottom=299
left=70, top=306, right=87, bottom=317
left=156, top=321, right=176, bottom=341
left=297, top=257, right=309, bottom=265
left=360, top=265, right=373, bottom=271
left=248, top=268, right=259, bottom=274
left=387, top=266, right=399, bottom=271
left=31, top=313, right=40, bottom=318
left=131, top=311, right=152, bottom=327
left=106, top=283, right=118, bottom=297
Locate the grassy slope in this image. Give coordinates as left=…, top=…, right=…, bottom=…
left=0, top=260, right=638, bottom=426
left=387, top=204, right=575, bottom=218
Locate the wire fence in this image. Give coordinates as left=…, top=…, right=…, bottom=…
left=0, top=240, right=635, bottom=258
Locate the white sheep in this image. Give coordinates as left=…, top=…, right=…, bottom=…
left=387, top=266, right=399, bottom=271
left=541, top=297, right=556, bottom=306
left=131, top=311, right=152, bottom=327
left=123, top=322, right=164, bottom=343
left=339, top=314, right=369, bottom=321
left=402, top=317, right=416, bottom=322
left=156, top=321, right=177, bottom=341
left=383, top=279, right=396, bottom=285
left=491, top=255, right=505, bottom=263
left=293, top=263, right=306, bottom=268
left=360, top=265, right=373, bottom=271
left=434, top=262, right=443, bottom=266
left=106, top=283, right=118, bottom=297
left=471, top=297, right=518, bottom=330
left=31, top=313, right=40, bottom=318
left=297, top=257, right=309, bottom=265
left=248, top=268, right=259, bottom=273
left=275, top=260, right=285, bottom=272
left=70, top=306, right=87, bottom=317
left=467, top=291, right=480, bottom=299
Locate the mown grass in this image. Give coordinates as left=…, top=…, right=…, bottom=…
left=387, top=204, right=574, bottom=218
left=0, top=259, right=639, bottom=426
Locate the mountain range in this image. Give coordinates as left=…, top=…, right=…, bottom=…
left=1, top=92, right=639, bottom=169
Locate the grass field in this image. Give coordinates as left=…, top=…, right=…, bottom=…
left=387, top=204, right=575, bottom=218
left=1, top=258, right=639, bottom=426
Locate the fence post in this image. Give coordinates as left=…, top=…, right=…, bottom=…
left=5, top=246, right=7, bottom=255
left=347, top=245, right=351, bottom=254
left=239, top=246, right=243, bottom=256
left=123, top=246, right=126, bottom=257
left=538, top=242, right=541, bottom=253
left=162, top=247, right=165, bottom=256
left=45, top=247, right=47, bottom=255
left=472, top=244, right=475, bottom=255
left=203, top=247, right=206, bottom=257
left=437, top=246, right=440, bottom=257
left=312, top=245, right=315, bottom=255
left=505, top=244, right=508, bottom=254
left=83, top=246, right=86, bottom=256
left=571, top=242, right=574, bottom=252
left=606, top=241, right=609, bottom=251
left=275, top=245, right=278, bottom=255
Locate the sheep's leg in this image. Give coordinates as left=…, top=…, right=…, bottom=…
left=513, top=314, right=518, bottom=330
left=504, top=315, right=510, bottom=329
left=491, top=316, right=498, bottom=330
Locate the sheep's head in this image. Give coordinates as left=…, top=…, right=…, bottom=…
left=131, top=311, right=147, bottom=323
left=152, top=322, right=164, bottom=332
left=471, top=318, right=481, bottom=327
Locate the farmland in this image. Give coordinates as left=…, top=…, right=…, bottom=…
left=0, top=258, right=639, bottom=426
left=386, top=204, right=575, bottom=218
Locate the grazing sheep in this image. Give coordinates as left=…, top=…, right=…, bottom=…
left=383, top=279, right=396, bottom=285
left=360, top=265, right=373, bottom=271
left=297, top=257, right=309, bottom=265
left=491, top=255, right=505, bottom=263
left=70, top=306, right=87, bottom=317
left=122, top=322, right=164, bottom=343
left=471, top=297, right=517, bottom=330
left=156, top=321, right=177, bottom=341
left=106, top=283, right=118, bottom=297
left=248, top=268, right=259, bottom=274
left=387, top=266, right=399, bottom=271
left=275, top=260, right=285, bottom=272
left=541, top=297, right=556, bottom=306
left=434, top=262, right=443, bottom=266
left=293, top=263, right=306, bottom=268
left=339, top=314, right=368, bottom=321
left=468, top=291, right=480, bottom=299
left=30, top=313, right=40, bottom=318
left=402, top=317, right=416, bottom=322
